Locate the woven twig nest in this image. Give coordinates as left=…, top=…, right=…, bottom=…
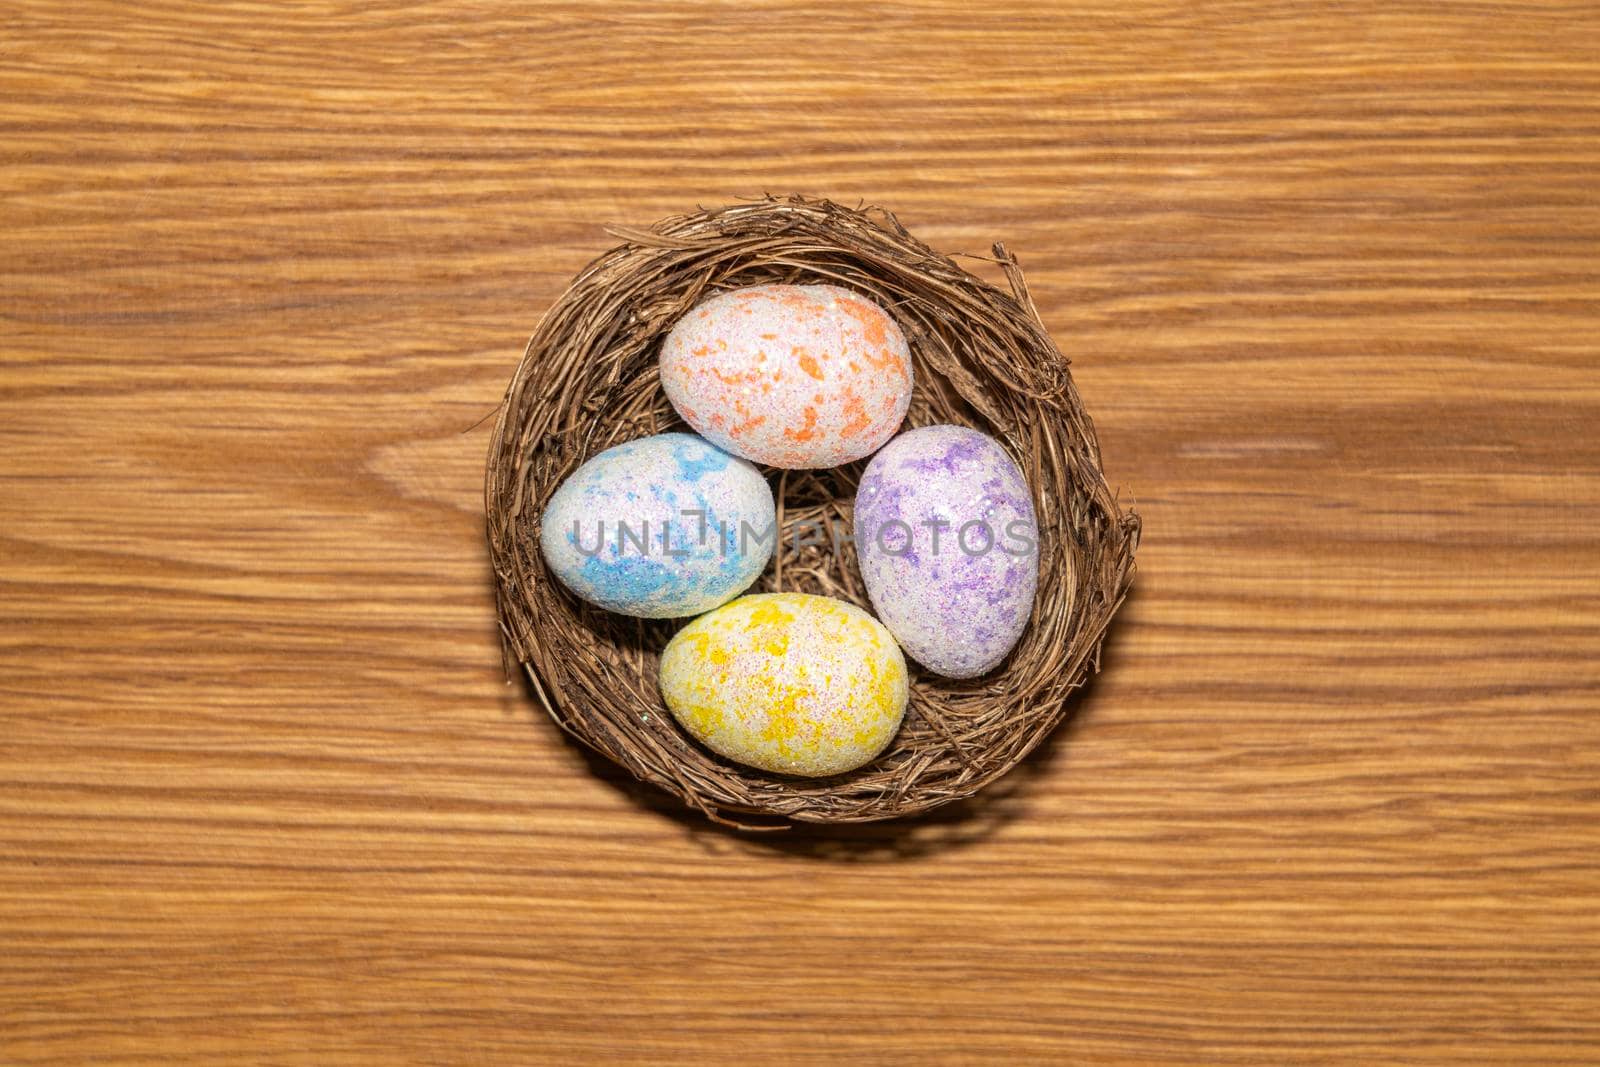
left=486, top=196, right=1139, bottom=827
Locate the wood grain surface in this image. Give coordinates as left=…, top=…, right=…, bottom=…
left=4, top=3, right=1599, bottom=1063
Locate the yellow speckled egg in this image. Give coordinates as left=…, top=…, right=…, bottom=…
left=658, top=592, right=910, bottom=777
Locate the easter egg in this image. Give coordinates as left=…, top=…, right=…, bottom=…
left=659, top=592, right=910, bottom=777
left=853, top=425, right=1039, bottom=678
left=659, top=284, right=913, bottom=469
left=539, top=433, right=775, bottom=618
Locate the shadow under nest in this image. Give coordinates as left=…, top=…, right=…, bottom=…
left=486, top=196, right=1140, bottom=828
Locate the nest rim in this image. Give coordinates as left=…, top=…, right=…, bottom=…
left=486, top=196, right=1140, bottom=828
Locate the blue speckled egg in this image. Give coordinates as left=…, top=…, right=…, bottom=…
left=853, top=425, right=1039, bottom=678
left=539, top=433, right=775, bottom=618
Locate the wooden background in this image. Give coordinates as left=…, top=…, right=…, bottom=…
left=4, top=2, right=1598, bottom=1063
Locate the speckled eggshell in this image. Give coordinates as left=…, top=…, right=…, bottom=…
left=539, top=433, right=775, bottom=618
left=659, top=284, right=913, bottom=469
left=853, top=425, right=1039, bottom=678
left=659, top=593, right=910, bottom=777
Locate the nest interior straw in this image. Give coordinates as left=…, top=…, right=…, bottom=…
left=486, top=196, right=1140, bottom=827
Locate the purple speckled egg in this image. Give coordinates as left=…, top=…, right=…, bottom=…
left=852, top=425, right=1038, bottom=678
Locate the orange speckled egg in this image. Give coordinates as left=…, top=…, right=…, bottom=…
left=659, top=284, right=913, bottom=469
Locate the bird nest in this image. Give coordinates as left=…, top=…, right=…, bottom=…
left=485, top=196, right=1140, bottom=828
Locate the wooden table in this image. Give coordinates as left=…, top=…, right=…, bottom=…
left=5, top=3, right=1598, bottom=1063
